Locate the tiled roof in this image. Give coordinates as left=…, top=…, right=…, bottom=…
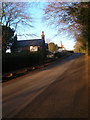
left=16, top=39, right=44, bottom=47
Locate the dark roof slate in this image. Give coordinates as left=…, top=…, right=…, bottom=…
left=58, top=47, right=62, bottom=49
left=16, top=39, right=44, bottom=47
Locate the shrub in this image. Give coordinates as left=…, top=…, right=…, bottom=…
left=55, top=51, right=71, bottom=58
left=54, top=52, right=62, bottom=58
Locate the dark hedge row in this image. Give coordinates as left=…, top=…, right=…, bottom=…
left=54, top=51, right=71, bottom=58
left=2, top=51, right=45, bottom=73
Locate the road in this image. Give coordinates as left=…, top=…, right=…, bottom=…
left=2, top=54, right=88, bottom=119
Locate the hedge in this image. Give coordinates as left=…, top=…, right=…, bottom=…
left=2, top=51, right=45, bottom=73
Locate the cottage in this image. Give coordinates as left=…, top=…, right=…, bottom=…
left=12, top=31, right=46, bottom=53
left=57, top=41, right=65, bottom=52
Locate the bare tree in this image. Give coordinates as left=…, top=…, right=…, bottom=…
left=1, top=2, right=33, bottom=30
left=43, top=2, right=81, bottom=34
left=43, top=2, right=89, bottom=53
left=1, top=2, right=35, bottom=53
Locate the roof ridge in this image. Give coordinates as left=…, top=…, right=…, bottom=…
left=17, top=39, right=42, bottom=41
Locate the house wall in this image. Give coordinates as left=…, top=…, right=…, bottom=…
left=15, top=46, right=43, bottom=53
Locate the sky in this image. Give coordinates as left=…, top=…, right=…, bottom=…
left=17, top=2, right=76, bottom=50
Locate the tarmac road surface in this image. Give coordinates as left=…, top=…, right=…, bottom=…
left=2, top=54, right=88, bottom=119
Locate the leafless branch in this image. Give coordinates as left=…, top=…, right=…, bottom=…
left=1, top=2, right=33, bottom=30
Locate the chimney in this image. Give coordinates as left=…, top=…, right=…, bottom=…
left=41, top=31, right=45, bottom=40
left=61, top=41, right=62, bottom=48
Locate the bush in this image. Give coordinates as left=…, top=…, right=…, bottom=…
left=55, top=51, right=71, bottom=58
left=54, top=52, right=62, bottom=58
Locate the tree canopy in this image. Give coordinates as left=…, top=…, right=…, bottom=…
left=2, top=25, right=17, bottom=53
left=48, top=42, right=58, bottom=53
left=44, top=2, right=89, bottom=31
left=74, top=41, right=86, bottom=53
left=44, top=2, right=89, bottom=54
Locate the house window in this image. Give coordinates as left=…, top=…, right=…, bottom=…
left=30, top=46, right=38, bottom=52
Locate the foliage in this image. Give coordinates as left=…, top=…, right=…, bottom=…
left=55, top=51, right=71, bottom=58
left=74, top=41, right=86, bottom=53
left=69, top=2, right=89, bottom=53
left=68, top=2, right=89, bottom=26
left=55, top=44, right=58, bottom=51
left=48, top=42, right=58, bottom=53
left=74, top=32, right=88, bottom=53
left=54, top=52, right=62, bottom=58
left=2, top=25, right=17, bottom=53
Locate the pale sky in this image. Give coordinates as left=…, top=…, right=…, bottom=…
left=17, top=2, right=76, bottom=50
